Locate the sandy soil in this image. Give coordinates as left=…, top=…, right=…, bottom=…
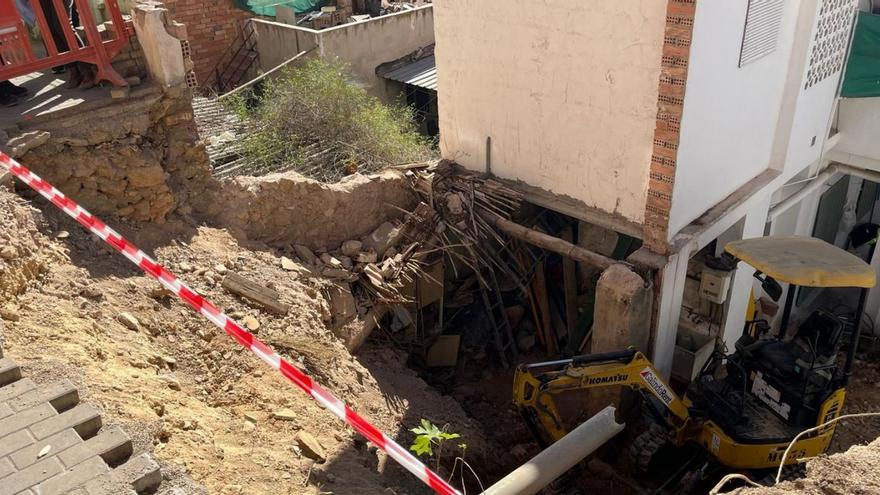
left=0, top=188, right=488, bottom=495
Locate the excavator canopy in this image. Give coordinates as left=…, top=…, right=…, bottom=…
left=725, top=236, right=876, bottom=289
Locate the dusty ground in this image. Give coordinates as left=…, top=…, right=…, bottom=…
left=736, top=438, right=880, bottom=494
left=0, top=187, right=489, bottom=495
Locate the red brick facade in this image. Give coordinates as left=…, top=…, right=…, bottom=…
left=644, top=0, right=698, bottom=254
left=162, top=0, right=252, bottom=85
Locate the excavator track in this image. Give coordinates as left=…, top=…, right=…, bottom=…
left=629, top=422, right=671, bottom=472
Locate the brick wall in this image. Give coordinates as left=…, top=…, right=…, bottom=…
left=644, top=0, right=698, bottom=255
left=161, top=0, right=252, bottom=85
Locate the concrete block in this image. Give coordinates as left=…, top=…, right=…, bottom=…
left=82, top=454, right=161, bottom=495
left=0, top=403, right=56, bottom=439
left=589, top=265, right=654, bottom=412
left=7, top=380, right=79, bottom=413
left=592, top=265, right=653, bottom=354
left=0, top=429, right=35, bottom=457
left=0, top=377, right=37, bottom=402
left=10, top=429, right=82, bottom=469
left=0, top=357, right=22, bottom=386
left=38, top=456, right=110, bottom=495
left=58, top=426, right=132, bottom=468
left=0, top=401, right=13, bottom=419
left=1, top=456, right=64, bottom=494
left=29, top=404, right=101, bottom=440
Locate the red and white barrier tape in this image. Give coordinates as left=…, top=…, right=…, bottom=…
left=0, top=152, right=462, bottom=495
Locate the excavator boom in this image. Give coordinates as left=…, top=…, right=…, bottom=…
left=513, top=349, right=690, bottom=445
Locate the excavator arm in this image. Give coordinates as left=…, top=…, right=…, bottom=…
left=513, top=349, right=691, bottom=446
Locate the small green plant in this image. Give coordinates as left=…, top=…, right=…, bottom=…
left=410, top=419, right=466, bottom=472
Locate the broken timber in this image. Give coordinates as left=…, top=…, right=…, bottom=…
left=477, top=211, right=623, bottom=272
left=222, top=272, right=290, bottom=314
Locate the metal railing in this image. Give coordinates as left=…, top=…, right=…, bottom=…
left=211, top=18, right=258, bottom=93
left=0, top=0, right=131, bottom=86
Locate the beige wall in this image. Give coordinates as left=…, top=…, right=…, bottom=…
left=251, top=6, right=434, bottom=100
left=434, top=0, right=667, bottom=224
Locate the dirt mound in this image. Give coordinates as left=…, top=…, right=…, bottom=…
left=735, top=438, right=880, bottom=494
left=0, top=187, right=488, bottom=495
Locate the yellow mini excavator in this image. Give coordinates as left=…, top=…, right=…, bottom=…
left=513, top=236, right=876, bottom=489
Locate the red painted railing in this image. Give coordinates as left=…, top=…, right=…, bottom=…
left=0, top=0, right=131, bottom=86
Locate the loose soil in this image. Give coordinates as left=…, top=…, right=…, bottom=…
left=0, top=187, right=489, bottom=495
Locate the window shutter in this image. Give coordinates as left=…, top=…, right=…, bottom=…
left=739, top=0, right=786, bottom=67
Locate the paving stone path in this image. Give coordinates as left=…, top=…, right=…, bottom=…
left=0, top=347, right=162, bottom=495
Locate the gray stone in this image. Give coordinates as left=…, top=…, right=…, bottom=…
left=362, top=222, right=403, bottom=256
left=340, top=240, right=362, bottom=257
left=293, top=245, right=317, bottom=265
left=296, top=431, right=326, bottom=462
left=8, top=130, right=50, bottom=158
left=116, top=313, right=140, bottom=332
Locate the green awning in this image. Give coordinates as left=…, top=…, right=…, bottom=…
left=234, top=0, right=325, bottom=18
left=842, top=11, right=880, bottom=98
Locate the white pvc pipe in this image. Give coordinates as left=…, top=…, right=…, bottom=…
left=767, top=163, right=880, bottom=222
left=482, top=406, right=625, bottom=495
left=767, top=165, right=840, bottom=221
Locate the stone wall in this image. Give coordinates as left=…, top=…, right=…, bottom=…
left=210, top=170, right=416, bottom=250
left=10, top=86, right=212, bottom=224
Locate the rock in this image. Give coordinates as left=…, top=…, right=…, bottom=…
left=80, top=286, right=104, bottom=301
left=339, top=256, right=353, bottom=270
left=446, top=192, right=464, bottom=215
left=56, top=231, right=70, bottom=239
left=0, top=245, right=17, bottom=260
left=243, top=315, right=260, bottom=331
left=8, top=130, right=50, bottom=158
left=159, top=375, right=182, bottom=390
left=242, top=420, right=256, bottom=432
left=327, top=282, right=357, bottom=326
left=281, top=256, right=299, bottom=271
left=178, top=262, right=194, bottom=273
left=272, top=408, right=298, bottom=421
left=296, top=431, right=326, bottom=462
left=294, top=245, right=317, bottom=265
left=0, top=305, right=20, bottom=322
left=362, top=222, right=403, bottom=256
left=127, top=165, right=166, bottom=188
left=356, top=250, right=378, bottom=264
left=117, top=312, right=141, bottom=331
left=214, top=264, right=228, bottom=275
left=320, top=253, right=343, bottom=268
left=341, top=240, right=363, bottom=257
left=244, top=412, right=259, bottom=424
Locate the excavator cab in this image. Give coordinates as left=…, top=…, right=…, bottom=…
left=689, top=236, right=876, bottom=449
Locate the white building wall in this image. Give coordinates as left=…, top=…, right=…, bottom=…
left=834, top=97, right=880, bottom=170
left=667, top=0, right=801, bottom=238
left=780, top=0, right=858, bottom=181
left=433, top=0, right=668, bottom=224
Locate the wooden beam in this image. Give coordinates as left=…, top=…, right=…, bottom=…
left=561, top=226, right=579, bottom=334
left=478, top=210, right=623, bottom=271
left=222, top=272, right=290, bottom=314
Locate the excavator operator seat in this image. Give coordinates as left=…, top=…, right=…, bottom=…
left=756, top=310, right=845, bottom=382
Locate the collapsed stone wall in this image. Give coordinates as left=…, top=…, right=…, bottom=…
left=9, top=86, right=212, bottom=224
left=209, top=169, right=417, bottom=250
